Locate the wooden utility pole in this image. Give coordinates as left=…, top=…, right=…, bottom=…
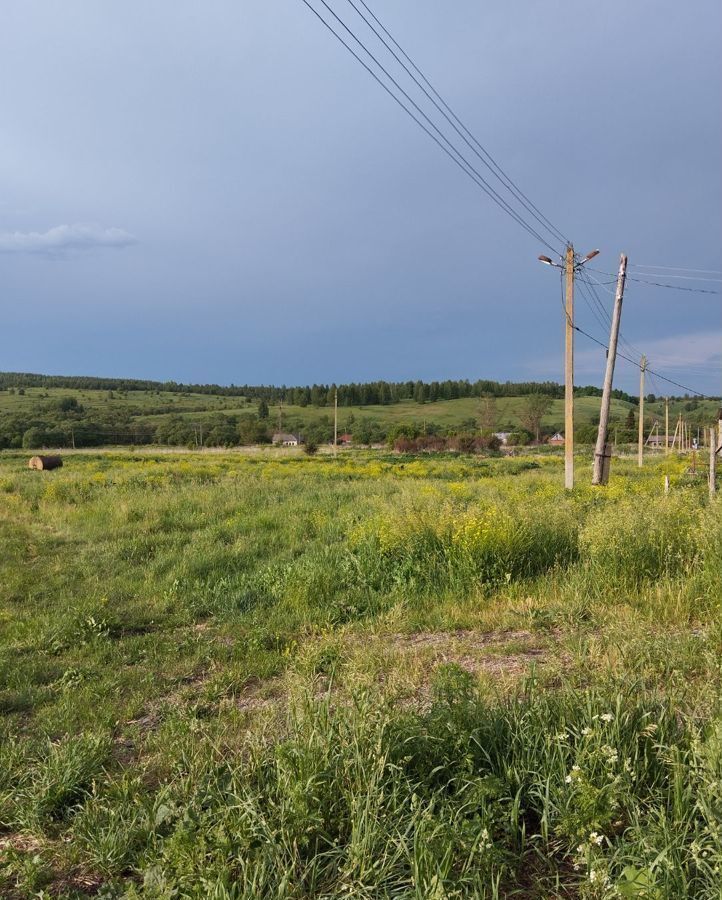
left=564, top=245, right=575, bottom=490
left=592, top=253, right=626, bottom=485
left=710, top=427, right=717, bottom=497
left=665, top=398, right=669, bottom=455
left=637, top=355, right=647, bottom=467
left=333, top=388, right=338, bottom=457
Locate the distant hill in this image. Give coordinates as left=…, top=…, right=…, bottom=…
left=1, top=371, right=717, bottom=451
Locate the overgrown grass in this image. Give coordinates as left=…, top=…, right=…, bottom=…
left=0, top=448, right=719, bottom=897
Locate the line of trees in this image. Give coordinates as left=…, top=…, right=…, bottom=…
left=1, top=371, right=644, bottom=406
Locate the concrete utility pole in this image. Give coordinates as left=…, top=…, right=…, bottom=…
left=665, top=398, right=669, bottom=455
left=564, top=245, right=575, bottom=490
left=592, top=253, right=627, bottom=485
left=538, top=245, right=598, bottom=490
left=638, top=355, right=647, bottom=467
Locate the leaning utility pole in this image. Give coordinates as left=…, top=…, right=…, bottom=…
left=592, top=253, right=627, bottom=485
left=637, top=355, right=647, bottom=467
left=564, top=245, right=575, bottom=489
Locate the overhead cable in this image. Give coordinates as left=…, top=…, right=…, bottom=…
left=300, top=0, right=562, bottom=253
left=343, top=0, right=569, bottom=247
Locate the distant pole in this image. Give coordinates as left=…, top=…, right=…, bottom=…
left=564, top=244, right=575, bottom=489
left=592, top=253, right=626, bottom=485
left=710, top=427, right=717, bottom=497
left=665, top=397, right=669, bottom=455
left=637, top=355, right=647, bottom=467
left=334, top=388, right=338, bottom=457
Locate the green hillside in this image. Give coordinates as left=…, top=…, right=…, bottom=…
left=1, top=380, right=718, bottom=450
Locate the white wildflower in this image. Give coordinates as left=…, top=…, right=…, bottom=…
left=600, top=713, right=614, bottom=723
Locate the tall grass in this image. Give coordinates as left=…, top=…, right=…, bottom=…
left=0, top=450, right=719, bottom=897
left=40, top=679, right=718, bottom=899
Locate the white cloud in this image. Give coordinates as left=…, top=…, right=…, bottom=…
left=0, top=223, right=137, bottom=256
left=626, top=331, right=722, bottom=371
left=528, top=330, right=722, bottom=384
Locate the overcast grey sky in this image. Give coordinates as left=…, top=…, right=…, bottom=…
left=1, top=1, right=720, bottom=394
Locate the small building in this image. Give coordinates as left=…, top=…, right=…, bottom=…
left=646, top=433, right=667, bottom=448
left=548, top=432, right=565, bottom=446
left=272, top=432, right=302, bottom=447
left=337, top=433, right=353, bottom=446
left=493, top=431, right=511, bottom=446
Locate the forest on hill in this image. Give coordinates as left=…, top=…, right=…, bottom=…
left=0, top=371, right=636, bottom=406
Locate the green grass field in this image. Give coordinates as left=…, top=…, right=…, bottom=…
left=1, top=448, right=720, bottom=898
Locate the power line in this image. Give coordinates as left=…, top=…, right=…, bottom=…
left=587, top=267, right=720, bottom=295
left=631, top=264, right=722, bottom=276
left=573, top=325, right=707, bottom=397
left=630, top=272, right=722, bottom=283
left=300, top=0, right=562, bottom=253
left=576, top=271, right=612, bottom=336
left=343, top=0, right=569, bottom=247
left=626, top=277, right=719, bottom=295
left=577, top=268, right=644, bottom=362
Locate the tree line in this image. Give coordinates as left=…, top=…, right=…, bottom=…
left=1, top=371, right=642, bottom=406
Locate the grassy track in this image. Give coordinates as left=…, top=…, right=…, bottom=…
left=0, top=449, right=720, bottom=898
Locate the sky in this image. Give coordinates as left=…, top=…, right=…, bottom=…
left=1, top=0, right=720, bottom=395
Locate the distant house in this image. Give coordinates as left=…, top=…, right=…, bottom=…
left=272, top=432, right=302, bottom=447
left=493, top=432, right=511, bottom=446
left=548, top=432, right=565, bottom=445
left=337, top=433, right=353, bottom=446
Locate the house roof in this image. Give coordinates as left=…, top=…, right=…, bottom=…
left=272, top=432, right=300, bottom=442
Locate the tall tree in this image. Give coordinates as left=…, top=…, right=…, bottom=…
left=478, top=394, right=497, bottom=434
left=519, top=394, right=552, bottom=442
